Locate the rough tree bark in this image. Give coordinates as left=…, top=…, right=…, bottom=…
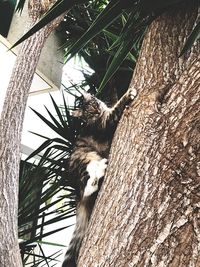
left=0, top=1, right=65, bottom=266
left=78, top=2, right=200, bottom=267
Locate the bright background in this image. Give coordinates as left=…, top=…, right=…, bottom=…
left=0, top=36, right=92, bottom=265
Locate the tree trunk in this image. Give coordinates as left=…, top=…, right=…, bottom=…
left=78, top=2, right=200, bottom=267
left=0, top=1, right=65, bottom=266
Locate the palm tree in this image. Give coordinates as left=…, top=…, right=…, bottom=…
left=19, top=93, right=82, bottom=244
left=0, top=1, right=66, bottom=266
left=3, top=0, right=200, bottom=266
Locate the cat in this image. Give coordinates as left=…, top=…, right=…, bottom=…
left=62, top=88, right=137, bottom=267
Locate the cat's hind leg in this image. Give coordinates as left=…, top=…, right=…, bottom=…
left=83, top=158, right=108, bottom=197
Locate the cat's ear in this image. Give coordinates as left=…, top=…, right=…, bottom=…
left=71, top=109, right=83, bottom=117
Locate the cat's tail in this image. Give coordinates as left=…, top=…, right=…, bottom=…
left=62, top=203, right=89, bottom=267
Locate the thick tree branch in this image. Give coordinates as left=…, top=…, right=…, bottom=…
left=130, top=1, right=199, bottom=94
left=0, top=1, right=65, bottom=266
left=78, top=2, right=200, bottom=267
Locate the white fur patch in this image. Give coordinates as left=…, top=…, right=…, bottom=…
left=84, top=159, right=108, bottom=197
left=99, top=100, right=111, bottom=113
left=96, top=158, right=108, bottom=178
left=129, top=88, right=137, bottom=99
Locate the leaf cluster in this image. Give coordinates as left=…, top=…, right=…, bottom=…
left=18, top=92, right=82, bottom=265
left=14, top=0, right=200, bottom=95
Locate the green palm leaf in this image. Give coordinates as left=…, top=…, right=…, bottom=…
left=64, top=0, right=131, bottom=61
left=180, top=20, right=200, bottom=56
left=97, top=37, right=137, bottom=94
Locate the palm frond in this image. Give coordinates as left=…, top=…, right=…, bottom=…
left=16, top=0, right=26, bottom=12
left=180, top=20, right=200, bottom=56
left=18, top=92, right=82, bottom=265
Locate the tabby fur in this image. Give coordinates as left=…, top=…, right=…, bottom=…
left=62, top=88, right=137, bottom=267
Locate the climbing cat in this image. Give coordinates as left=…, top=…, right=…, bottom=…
left=62, top=88, right=137, bottom=267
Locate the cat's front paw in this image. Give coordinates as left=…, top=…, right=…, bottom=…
left=128, top=88, right=137, bottom=100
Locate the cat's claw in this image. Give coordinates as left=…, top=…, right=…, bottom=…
left=91, top=178, right=98, bottom=186
left=129, top=88, right=137, bottom=100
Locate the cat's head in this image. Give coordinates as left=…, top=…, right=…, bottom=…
left=72, top=92, right=103, bottom=124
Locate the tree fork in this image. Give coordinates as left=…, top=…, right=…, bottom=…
left=78, top=2, right=200, bottom=267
